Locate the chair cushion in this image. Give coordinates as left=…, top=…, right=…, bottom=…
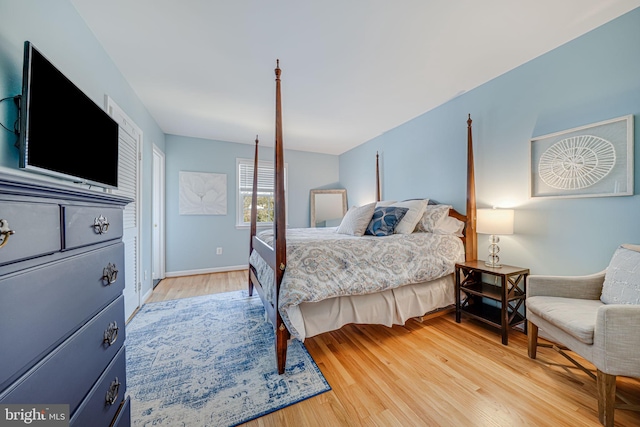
left=600, top=244, right=640, bottom=305
left=527, top=296, right=603, bottom=344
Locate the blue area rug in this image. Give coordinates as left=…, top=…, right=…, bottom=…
left=126, top=290, right=331, bottom=426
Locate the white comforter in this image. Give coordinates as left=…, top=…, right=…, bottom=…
left=250, top=227, right=464, bottom=340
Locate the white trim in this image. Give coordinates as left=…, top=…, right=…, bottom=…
left=140, top=288, right=154, bottom=306
left=152, top=144, right=166, bottom=280
left=165, top=264, right=249, bottom=278
left=235, top=223, right=274, bottom=230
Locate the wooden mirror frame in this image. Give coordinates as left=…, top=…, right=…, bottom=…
left=310, top=189, right=348, bottom=227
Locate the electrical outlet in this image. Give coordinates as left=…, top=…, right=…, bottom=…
left=216, top=247, right=223, bottom=255
left=144, top=270, right=148, bottom=281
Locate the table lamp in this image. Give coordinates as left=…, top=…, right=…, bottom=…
left=476, top=208, right=514, bottom=268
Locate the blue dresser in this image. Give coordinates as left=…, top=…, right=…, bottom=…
left=0, top=172, right=131, bottom=427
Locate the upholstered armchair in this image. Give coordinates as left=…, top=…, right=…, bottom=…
left=526, top=244, right=640, bottom=427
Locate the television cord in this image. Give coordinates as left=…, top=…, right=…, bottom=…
left=0, top=95, right=21, bottom=136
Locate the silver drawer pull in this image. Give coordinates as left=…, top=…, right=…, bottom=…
left=102, top=263, right=118, bottom=285
left=0, top=219, right=15, bottom=249
left=105, top=377, right=120, bottom=405
left=93, top=215, right=110, bottom=235
left=103, top=321, right=119, bottom=346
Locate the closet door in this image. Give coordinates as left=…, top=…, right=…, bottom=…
left=107, top=96, right=142, bottom=321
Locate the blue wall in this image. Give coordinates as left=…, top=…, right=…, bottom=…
left=165, top=135, right=339, bottom=275
left=340, top=8, right=640, bottom=275
left=3, top=1, right=638, bottom=280
left=0, top=0, right=340, bottom=280
left=0, top=0, right=166, bottom=298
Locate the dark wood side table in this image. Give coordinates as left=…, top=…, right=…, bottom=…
left=455, top=260, right=529, bottom=345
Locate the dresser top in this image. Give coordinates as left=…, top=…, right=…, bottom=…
left=0, top=171, right=132, bottom=206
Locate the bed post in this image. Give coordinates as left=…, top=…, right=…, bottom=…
left=274, top=60, right=290, bottom=374
left=376, top=151, right=381, bottom=202
left=248, top=135, right=259, bottom=296
left=466, top=114, right=477, bottom=261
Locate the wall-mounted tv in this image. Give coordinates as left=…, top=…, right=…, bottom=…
left=18, top=41, right=119, bottom=189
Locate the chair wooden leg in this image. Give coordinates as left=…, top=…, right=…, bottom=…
left=597, top=369, right=616, bottom=427
left=527, top=321, right=538, bottom=359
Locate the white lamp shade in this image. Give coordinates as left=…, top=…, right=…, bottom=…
left=477, top=209, right=514, bottom=235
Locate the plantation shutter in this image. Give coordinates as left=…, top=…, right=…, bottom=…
left=239, top=161, right=275, bottom=196
left=237, top=158, right=288, bottom=226
left=107, top=96, right=141, bottom=322
left=117, top=127, right=138, bottom=229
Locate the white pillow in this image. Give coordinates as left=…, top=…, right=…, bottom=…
left=432, top=216, right=465, bottom=237
left=600, top=244, right=640, bottom=304
left=417, top=204, right=451, bottom=232
left=375, top=200, right=397, bottom=207
left=390, top=199, right=428, bottom=234
left=336, top=202, right=376, bottom=236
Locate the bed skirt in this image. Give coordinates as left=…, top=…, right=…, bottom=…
left=289, top=274, right=455, bottom=340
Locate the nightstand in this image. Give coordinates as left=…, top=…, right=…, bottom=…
left=455, top=260, right=529, bottom=345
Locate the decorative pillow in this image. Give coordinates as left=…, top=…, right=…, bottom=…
left=365, top=206, right=409, bottom=236
left=432, top=216, right=465, bottom=237
left=417, top=204, right=451, bottom=232
left=600, top=244, right=640, bottom=304
left=390, top=199, right=428, bottom=234
left=336, top=202, right=376, bottom=236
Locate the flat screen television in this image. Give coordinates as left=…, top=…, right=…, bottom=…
left=18, top=41, right=119, bottom=189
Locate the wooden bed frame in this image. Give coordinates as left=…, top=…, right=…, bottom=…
left=249, top=61, right=477, bottom=374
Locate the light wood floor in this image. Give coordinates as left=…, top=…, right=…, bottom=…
left=146, top=272, right=640, bottom=427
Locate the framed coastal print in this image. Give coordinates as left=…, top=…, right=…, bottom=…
left=179, top=171, right=227, bottom=215
left=530, top=115, right=634, bottom=199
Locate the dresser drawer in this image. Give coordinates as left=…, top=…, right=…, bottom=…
left=112, top=396, right=131, bottom=427
left=62, top=205, right=123, bottom=250
left=0, top=201, right=60, bottom=266
left=70, top=346, right=126, bottom=427
left=0, top=243, right=125, bottom=390
left=0, top=296, right=125, bottom=412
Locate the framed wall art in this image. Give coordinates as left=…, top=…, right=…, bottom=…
left=530, top=115, right=634, bottom=199
left=179, top=171, right=227, bottom=215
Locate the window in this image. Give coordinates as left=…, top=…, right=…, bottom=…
left=236, top=158, right=287, bottom=227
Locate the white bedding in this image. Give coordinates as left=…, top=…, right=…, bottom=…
left=250, top=227, right=465, bottom=340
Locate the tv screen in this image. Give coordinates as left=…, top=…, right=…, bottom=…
left=19, top=41, right=119, bottom=189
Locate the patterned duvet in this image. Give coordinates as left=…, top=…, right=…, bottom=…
left=250, top=227, right=465, bottom=340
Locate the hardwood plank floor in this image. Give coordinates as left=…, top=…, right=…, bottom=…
left=143, top=271, right=640, bottom=426
left=145, top=270, right=248, bottom=303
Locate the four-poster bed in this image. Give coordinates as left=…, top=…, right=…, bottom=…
left=249, top=61, right=477, bottom=374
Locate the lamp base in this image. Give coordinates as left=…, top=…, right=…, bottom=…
left=485, top=235, right=502, bottom=268
left=484, top=259, right=503, bottom=268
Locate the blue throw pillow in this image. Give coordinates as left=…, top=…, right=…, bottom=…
left=365, top=206, right=409, bottom=236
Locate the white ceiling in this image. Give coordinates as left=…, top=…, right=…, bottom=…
left=70, top=0, right=640, bottom=155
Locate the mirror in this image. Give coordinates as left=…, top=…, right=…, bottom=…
left=310, top=189, right=347, bottom=227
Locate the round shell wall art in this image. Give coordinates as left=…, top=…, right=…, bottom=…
left=529, top=115, right=633, bottom=199
left=537, top=135, right=616, bottom=190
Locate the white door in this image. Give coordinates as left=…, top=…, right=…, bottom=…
left=152, top=145, right=165, bottom=284
left=106, top=96, right=142, bottom=321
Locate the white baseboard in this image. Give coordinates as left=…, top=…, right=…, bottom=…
left=141, top=287, right=154, bottom=304
left=165, top=264, right=249, bottom=278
